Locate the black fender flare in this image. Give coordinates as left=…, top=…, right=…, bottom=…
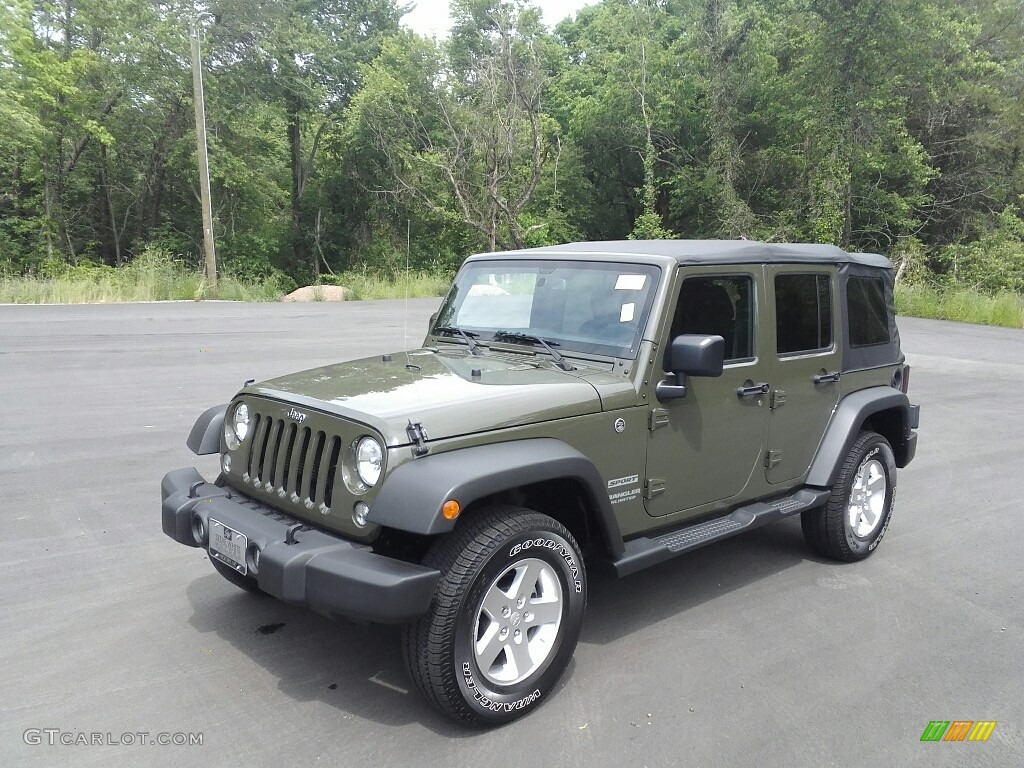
left=186, top=404, right=228, bottom=456
left=367, top=438, right=625, bottom=557
left=807, top=387, right=910, bottom=487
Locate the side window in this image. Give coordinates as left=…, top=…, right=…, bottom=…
left=672, top=275, right=754, bottom=362
left=775, top=273, right=833, bottom=355
left=847, top=276, right=890, bottom=347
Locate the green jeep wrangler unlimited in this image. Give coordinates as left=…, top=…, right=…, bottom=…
left=162, top=240, right=919, bottom=725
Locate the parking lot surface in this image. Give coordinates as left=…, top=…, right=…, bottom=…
left=1, top=301, right=1021, bottom=767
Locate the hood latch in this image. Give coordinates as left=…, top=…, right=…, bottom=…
left=407, top=420, right=430, bottom=457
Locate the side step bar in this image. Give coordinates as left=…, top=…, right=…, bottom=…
left=608, top=488, right=830, bottom=577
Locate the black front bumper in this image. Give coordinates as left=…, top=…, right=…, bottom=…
left=161, top=468, right=440, bottom=624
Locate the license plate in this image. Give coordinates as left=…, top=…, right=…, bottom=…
left=209, top=518, right=247, bottom=575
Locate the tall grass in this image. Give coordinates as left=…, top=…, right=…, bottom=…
left=0, top=250, right=285, bottom=303
left=0, top=251, right=451, bottom=304
left=896, top=284, right=1024, bottom=329
left=5, top=253, right=1020, bottom=329
left=326, top=270, right=451, bottom=300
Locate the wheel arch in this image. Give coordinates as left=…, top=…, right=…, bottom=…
left=807, top=387, right=910, bottom=488
left=473, top=478, right=600, bottom=557
left=367, top=438, right=624, bottom=558
left=187, top=403, right=228, bottom=455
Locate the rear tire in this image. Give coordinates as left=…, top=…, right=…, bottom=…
left=802, top=430, right=896, bottom=562
left=402, top=505, right=587, bottom=726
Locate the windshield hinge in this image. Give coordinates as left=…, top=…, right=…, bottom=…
left=407, top=420, right=430, bottom=457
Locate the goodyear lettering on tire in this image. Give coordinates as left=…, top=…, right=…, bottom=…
left=510, top=537, right=582, bottom=593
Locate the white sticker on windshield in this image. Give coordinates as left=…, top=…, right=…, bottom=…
left=620, top=302, right=635, bottom=322
left=615, top=274, right=646, bottom=291
left=467, top=283, right=509, bottom=296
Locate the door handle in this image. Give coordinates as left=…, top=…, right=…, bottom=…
left=736, top=382, right=769, bottom=398
left=813, top=371, right=841, bottom=385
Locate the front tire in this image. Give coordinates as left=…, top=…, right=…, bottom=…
left=402, top=505, right=587, bottom=726
left=802, top=430, right=896, bottom=562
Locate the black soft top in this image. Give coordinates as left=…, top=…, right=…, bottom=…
left=494, top=240, right=892, bottom=270
left=483, top=239, right=902, bottom=371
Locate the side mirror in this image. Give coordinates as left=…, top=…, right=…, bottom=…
left=666, top=334, right=724, bottom=377
left=656, top=335, right=725, bottom=401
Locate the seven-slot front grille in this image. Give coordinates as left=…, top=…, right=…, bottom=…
left=244, top=413, right=342, bottom=511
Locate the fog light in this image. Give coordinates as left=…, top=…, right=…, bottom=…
left=246, top=544, right=261, bottom=576
left=191, top=515, right=206, bottom=545
left=221, top=454, right=231, bottom=474
left=353, top=501, right=370, bottom=528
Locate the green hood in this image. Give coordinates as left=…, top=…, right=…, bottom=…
left=245, top=349, right=603, bottom=447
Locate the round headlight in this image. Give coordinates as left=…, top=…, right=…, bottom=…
left=355, top=437, right=383, bottom=487
left=231, top=403, right=250, bottom=442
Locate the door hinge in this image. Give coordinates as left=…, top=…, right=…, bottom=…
left=645, top=478, right=666, bottom=499
left=764, top=450, right=782, bottom=469
left=770, top=389, right=786, bottom=409
left=649, top=408, right=670, bottom=431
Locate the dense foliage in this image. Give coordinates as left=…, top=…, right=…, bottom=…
left=1, top=0, right=1021, bottom=291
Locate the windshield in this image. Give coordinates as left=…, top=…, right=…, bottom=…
left=432, top=260, right=662, bottom=359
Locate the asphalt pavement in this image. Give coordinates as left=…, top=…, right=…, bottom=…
left=0, top=301, right=1021, bottom=767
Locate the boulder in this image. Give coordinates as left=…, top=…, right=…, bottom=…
left=282, top=285, right=350, bottom=302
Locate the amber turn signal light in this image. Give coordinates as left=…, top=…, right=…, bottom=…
left=442, top=500, right=461, bottom=520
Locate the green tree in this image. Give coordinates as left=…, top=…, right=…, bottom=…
left=348, top=1, right=561, bottom=252
left=554, top=0, right=687, bottom=239
left=206, top=0, right=404, bottom=279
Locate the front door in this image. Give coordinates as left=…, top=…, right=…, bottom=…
left=765, top=266, right=842, bottom=484
left=645, top=267, right=771, bottom=518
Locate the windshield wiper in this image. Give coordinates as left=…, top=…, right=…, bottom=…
left=493, top=331, right=574, bottom=371
left=434, top=325, right=482, bottom=355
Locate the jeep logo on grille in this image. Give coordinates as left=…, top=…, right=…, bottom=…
left=284, top=407, right=307, bottom=423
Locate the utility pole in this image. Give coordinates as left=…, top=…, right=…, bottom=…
left=191, top=13, right=217, bottom=298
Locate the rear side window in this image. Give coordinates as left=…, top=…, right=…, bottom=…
left=775, top=273, right=832, bottom=354
left=847, top=276, right=890, bottom=347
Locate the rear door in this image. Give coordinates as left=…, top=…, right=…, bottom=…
left=765, top=266, right=842, bottom=484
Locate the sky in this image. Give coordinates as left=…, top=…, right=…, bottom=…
left=402, top=0, right=594, bottom=38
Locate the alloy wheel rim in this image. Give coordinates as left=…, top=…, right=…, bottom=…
left=847, top=458, right=887, bottom=538
left=473, top=557, right=563, bottom=686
